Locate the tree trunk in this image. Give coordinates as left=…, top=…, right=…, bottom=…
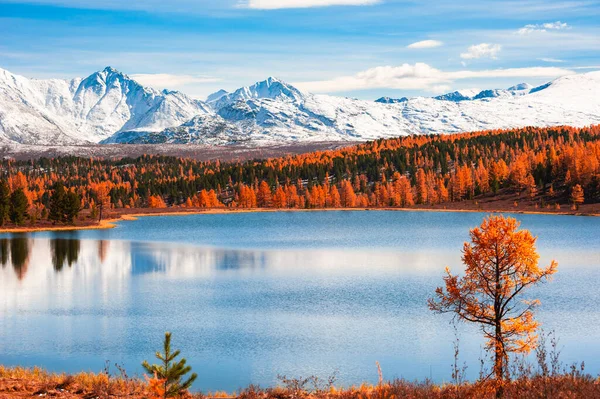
left=495, top=322, right=504, bottom=399
left=494, top=247, right=504, bottom=399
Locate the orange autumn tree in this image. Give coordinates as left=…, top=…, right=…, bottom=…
left=428, top=215, right=557, bottom=397
left=148, top=195, right=167, bottom=208
left=91, top=182, right=112, bottom=222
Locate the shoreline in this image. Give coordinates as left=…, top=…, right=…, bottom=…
left=0, top=205, right=597, bottom=234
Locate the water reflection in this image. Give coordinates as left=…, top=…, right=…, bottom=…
left=10, top=235, right=31, bottom=280
left=51, top=239, right=81, bottom=271
left=0, top=214, right=599, bottom=393
left=0, top=236, right=453, bottom=287
left=130, top=243, right=271, bottom=274
left=1, top=234, right=594, bottom=283
left=98, top=240, right=109, bottom=263
left=0, top=238, right=8, bottom=266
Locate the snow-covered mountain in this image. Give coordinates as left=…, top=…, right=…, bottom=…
left=210, top=76, right=304, bottom=108
left=1, top=66, right=600, bottom=147
left=120, top=72, right=599, bottom=145
left=0, top=67, right=210, bottom=144
left=433, top=89, right=480, bottom=102
left=105, top=113, right=248, bottom=145
left=375, top=96, right=408, bottom=104
left=430, top=83, right=533, bottom=102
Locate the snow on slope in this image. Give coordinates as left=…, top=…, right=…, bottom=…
left=434, top=89, right=480, bottom=102
left=210, top=76, right=304, bottom=107
left=1, top=66, right=600, bottom=146
left=386, top=73, right=600, bottom=135
left=114, top=71, right=600, bottom=146
left=431, top=84, right=532, bottom=102
left=0, top=67, right=211, bottom=144
left=375, top=96, right=408, bottom=103
left=105, top=114, right=249, bottom=144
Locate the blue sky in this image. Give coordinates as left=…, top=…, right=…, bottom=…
left=1, top=0, right=599, bottom=99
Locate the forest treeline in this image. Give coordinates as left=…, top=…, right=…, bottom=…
left=0, top=125, right=599, bottom=225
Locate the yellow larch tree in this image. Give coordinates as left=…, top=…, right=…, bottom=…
left=429, top=215, right=557, bottom=398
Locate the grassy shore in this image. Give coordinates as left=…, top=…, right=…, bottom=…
left=1, top=365, right=599, bottom=399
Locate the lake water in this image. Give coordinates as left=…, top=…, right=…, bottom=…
left=1, top=211, right=599, bottom=391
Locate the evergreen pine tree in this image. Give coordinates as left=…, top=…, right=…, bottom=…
left=64, top=191, right=81, bottom=224
left=0, top=180, right=10, bottom=226
left=142, top=332, right=197, bottom=398
left=49, top=182, right=67, bottom=223
left=9, top=189, right=29, bottom=226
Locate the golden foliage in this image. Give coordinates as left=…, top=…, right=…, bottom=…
left=429, top=215, right=557, bottom=385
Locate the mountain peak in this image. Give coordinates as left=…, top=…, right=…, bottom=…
left=76, top=67, right=133, bottom=92
left=102, top=66, right=119, bottom=73
left=98, top=66, right=129, bottom=79
left=375, top=96, right=408, bottom=104
left=247, top=76, right=302, bottom=100
left=507, top=83, right=533, bottom=91
left=211, top=76, right=304, bottom=109
left=207, top=89, right=229, bottom=103
left=434, top=90, right=478, bottom=102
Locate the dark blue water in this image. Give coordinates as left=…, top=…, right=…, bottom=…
left=0, top=211, right=599, bottom=391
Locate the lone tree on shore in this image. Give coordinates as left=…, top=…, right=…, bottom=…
left=142, top=332, right=197, bottom=398
left=429, top=215, right=557, bottom=398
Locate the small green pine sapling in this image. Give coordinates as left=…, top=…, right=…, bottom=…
left=142, top=332, right=197, bottom=398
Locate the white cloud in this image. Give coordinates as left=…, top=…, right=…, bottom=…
left=430, top=84, right=452, bottom=94
left=539, top=57, right=565, bottom=63
left=130, top=73, right=221, bottom=90
left=543, top=21, right=569, bottom=30
left=517, top=21, right=569, bottom=35
left=571, top=65, right=600, bottom=70
left=444, top=66, right=574, bottom=80
left=460, top=43, right=502, bottom=60
left=294, top=63, right=574, bottom=93
left=243, top=0, right=380, bottom=9
left=407, top=40, right=444, bottom=49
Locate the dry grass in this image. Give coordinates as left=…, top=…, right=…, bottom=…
left=1, top=365, right=599, bottom=399
left=235, top=375, right=600, bottom=399
left=0, top=364, right=148, bottom=398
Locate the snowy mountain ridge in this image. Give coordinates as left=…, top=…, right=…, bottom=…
left=1, top=66, right=600, bottom=146
left=427, top=83, right=532, bottom=103
left=0, top=66, right=210, bottom=145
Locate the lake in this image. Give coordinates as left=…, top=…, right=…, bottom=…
left=1, top=210, right=599, bottom=391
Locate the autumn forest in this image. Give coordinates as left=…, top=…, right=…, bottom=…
left=0, top=125, right=599, bottom=227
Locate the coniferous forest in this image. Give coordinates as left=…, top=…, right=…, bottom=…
left=0, top=125, right=599, bottom=227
